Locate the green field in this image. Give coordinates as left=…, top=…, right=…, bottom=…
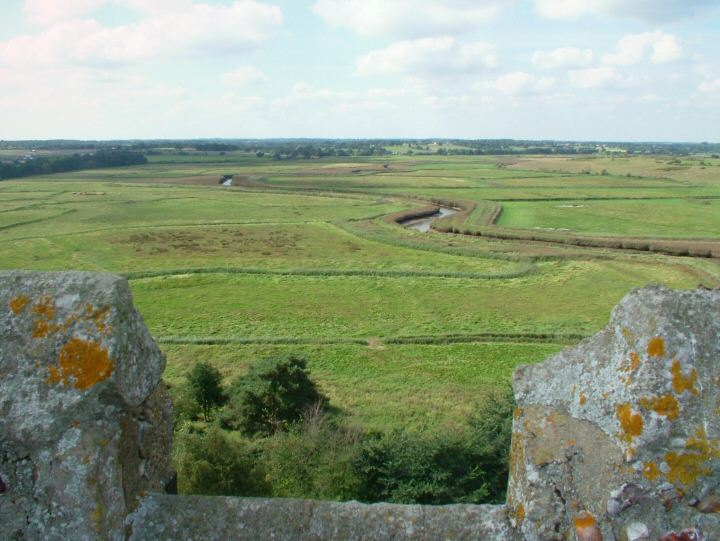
left=2, top=152, right=719, bottom=431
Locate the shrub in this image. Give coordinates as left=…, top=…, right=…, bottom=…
left=187, top=362, right=226, bottom=421
left=222, top=354, right=327, bottom=436
left=174, top=426, right=269, bottom=496
left=169, top=383, right=202, bottom=428
left=258, top=404, right=363, bottom=500
left=354, top=387, right=514, bottom=505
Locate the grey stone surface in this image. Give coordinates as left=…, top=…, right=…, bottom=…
left=126, top=495, right=516, bottom=541
left=508, top=285, right=720, bottom=540
left=0, top=271, right=171, bottom=541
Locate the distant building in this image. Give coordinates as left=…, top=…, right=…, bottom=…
left=219, top=174, right=233, bottom=186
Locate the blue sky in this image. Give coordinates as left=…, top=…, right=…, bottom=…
left=0, top=0, right=718, bottom=141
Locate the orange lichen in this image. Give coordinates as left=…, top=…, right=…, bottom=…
left=567, top=439, right=577, bottom=447
left=573, top=512, right=596, bottom=528
left=83, top=303, right=111, bottom=334
left=640, top=394, right=680, bottom=421
left=643, top=461, right=660, bottom=481
left=514, top=502, right=525, bottom=522
left=33, top=319, right=63, bottom=339
left=46, top=338, right=114, bottom=390
left=514, top=406, right=521, bottom=419
left=629, top=352, right=641, bottom=371
left=574, top=512, right=602, bottom=541
left=671, top=360, right=698, bottom=396
left=579, top=393, right=587, bottom=406
left=616, top=403, right=643, bottom=442
left=32, top=295, right=55, bottom=319
left=9, top=295, right=29, bottom=314
left=647, top=336, right=665, bottom=358
left=665, top=428, right=719, bottom=487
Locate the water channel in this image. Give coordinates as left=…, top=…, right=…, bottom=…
left=401, top=207, right=459, bottom=232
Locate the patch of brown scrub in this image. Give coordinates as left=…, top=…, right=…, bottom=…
left=46, top=338, right=114, bottom=390
left=671, top=360, right=698, bottom=395
left=9, top=295, right=29, bottom=314
left=640, top=394, right=679, bottom=421
left=616, top=403, right=643, bottom=443
left=647, top=336, right=665, bottom=357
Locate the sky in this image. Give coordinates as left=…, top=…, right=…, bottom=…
left=0, top=0, right=719, bottom=141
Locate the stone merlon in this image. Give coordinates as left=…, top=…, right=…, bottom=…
left=0, top=272, right=718, bottom=540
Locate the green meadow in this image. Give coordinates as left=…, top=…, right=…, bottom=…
left=2, top=152, right=719, bottom=431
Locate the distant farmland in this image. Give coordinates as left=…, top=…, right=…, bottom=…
left=1, top=150, right=718, bottom=431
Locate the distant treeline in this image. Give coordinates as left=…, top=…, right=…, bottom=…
left=2, top=138, right=719, bottom=157
left=0, top=150, right=147, bottom=180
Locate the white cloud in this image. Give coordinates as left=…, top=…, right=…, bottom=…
left=602, top=31, right=682, bottom=65
left=222, top=66, right=268, bottom=87
left=355, top=37, right=497, bottom=78
left=491, top=72, right=555, bottom=94
left=273, top=83, right=406, bottom=113
left=313, top=0, right=507, bottom=38
left=3, top=1, right=283, bottom=67
left=534, top=0, right=717, bottom=21
left=569, top=66, right=636, bottom=89
left=699, top=79, right=720, bottom=93
left=24, top=0, right=105, bottom=25
left=532, top=47, right=594, bottom=69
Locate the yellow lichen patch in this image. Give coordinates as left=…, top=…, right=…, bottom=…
left=579, top=393, right=587, bottom=406
left=83, top=304, right=111, bottom=334
left=573, top=512, right=596, bottom=528
left=643, top=461, right=660, bottom=481
left=647, top=336, right=665, bottom=358
left=629, top=352, right=641, bottom=371
left=671, top=359, right=698, bottom=396
left=574, top=512, right=602, bottom=541
left=640, top=394, right=679, bottom=421
left=32, top=295, right=55, bottom=320
left=616, top=403, right=643, bottom=443
left=33, top=319, right=62, bottom=339
left=9, top=295, right=30, bottom=314
left=46, top=338, right=114, bottom=391
left=514, top=502, right=525, bottom=523
left=514, top=406, right=521, bottom=420
left=665, top=428, right=719, bottom=487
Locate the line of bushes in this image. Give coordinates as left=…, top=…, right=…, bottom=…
left=0, top=150, right=148, bottom=180
left=445, top=226, right=719, bottom=259
left=172, top=357, right=515, bottom=505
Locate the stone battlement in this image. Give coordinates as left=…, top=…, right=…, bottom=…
left=0, top=271, right=717, bottom=540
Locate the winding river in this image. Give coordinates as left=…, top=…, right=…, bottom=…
left=402, top=207, right=458, bottom=232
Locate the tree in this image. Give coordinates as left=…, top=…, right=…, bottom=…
left=187, top=362, right=226, bottom=421
left=222, top=354, right=327, bottom=436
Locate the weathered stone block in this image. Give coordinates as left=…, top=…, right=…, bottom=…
left=0, top=271, right=172, bottom=541
left=126, top=495, right=518, bottom=540
left=509, top=285, right=720, bottom=540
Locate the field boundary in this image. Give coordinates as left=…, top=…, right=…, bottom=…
left=156, top=332, right=589, bottom=347
left=123, top=265, right=534, bottom=281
